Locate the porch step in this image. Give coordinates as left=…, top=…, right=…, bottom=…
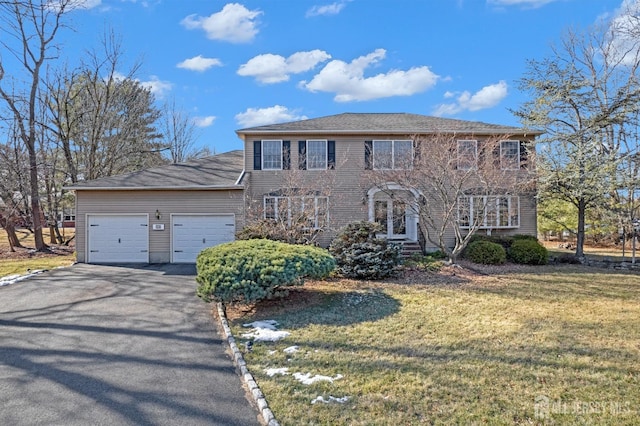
left=398, top=241, right=422, bottom=258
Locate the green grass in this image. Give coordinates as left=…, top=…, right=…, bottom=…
left=231, top=266, right=640, bottom=425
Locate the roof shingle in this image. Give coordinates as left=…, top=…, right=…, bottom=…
left=236, top=113, right=540, bottom=135
left=68, top=150, right=244, bottom=190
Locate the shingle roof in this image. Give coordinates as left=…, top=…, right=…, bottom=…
left=236, top=112, right=540, bottom=135
left=67, top=150, right=244, bottom=190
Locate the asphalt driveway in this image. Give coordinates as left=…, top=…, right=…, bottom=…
left=0, top=264, right=260, bottom=426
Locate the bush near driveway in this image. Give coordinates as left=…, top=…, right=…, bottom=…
left=196, top=239, right=335, bottom=304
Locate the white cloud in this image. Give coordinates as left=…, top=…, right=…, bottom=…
left=140, top=75, right=173, bottom=98
left=193, top=116, right=216, bottom=127
left=181, top=3, right=262, bottom=43
left=487, top=0, right=558, bottom=7
left=306, top=1, right=350, bottom=17
left=301, top=48, right=440, bottom=102
left=177, top=55, right=223, bottom=72
left=433, top=80, right=508, bottom=116
left=235, top=105, right=307, bottom=128
left=237, top=50, right=331, bottom=83
left=603, top=0, right=640, bottom=65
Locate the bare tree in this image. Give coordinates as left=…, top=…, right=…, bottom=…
left=0, top=121, right=31, bottom=249
left=240, top=154, right=345, bottom=246
left=364, top=134, right=534, bottom=264
left=159, top=98, right=202, bottom=163
left=0, top=0, right=74, bottom=250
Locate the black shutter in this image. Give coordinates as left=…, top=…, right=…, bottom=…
left=494, top=142, right=502, bottom=169
left=282, top=141, right=291, bottom=170
left=298, top=141, right=306, bottom=170
left=520, top=141, right=528, bottom=169
left=413, top=140, right=421, bottom=167
left=328, top=140, right=335, bottom=169
left=253, top=141, right=261, bottom=170
left=364, top=140, right=373, bottom=170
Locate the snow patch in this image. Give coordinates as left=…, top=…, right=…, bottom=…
left=311, top=395, right=350, bottom=404
left=265, top=367, right=289, bottom=377
left=283, top=345, right=299, bottom=354
left=241, top=320, right=290, bottom=342
left=0, top=270, right=45, bottom=287
left=293, top=372, right=343, bottom=385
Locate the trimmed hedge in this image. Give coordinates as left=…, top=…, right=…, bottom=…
left=329, top=221, right=400, bottom=279
left=196, top=239, right=335, bottom=304
left=468, top=233, right=538, bottom=251
left=507, top=239, right=548, bottom=265
left=464, top=240, right=506, bottom=265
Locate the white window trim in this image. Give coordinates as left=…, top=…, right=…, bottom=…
left=500, top=140, right=520, bottom=171
left=306, top=139, right=328, bottom=170
left=373, top=140, right=413, bottom=170
left=262, top=140, right=283, bottom=170
left=458, top=195, right=520, bottom=229
left=264, top=195, right=329, bottom=229
left=457, top=139, right=478, bottom=170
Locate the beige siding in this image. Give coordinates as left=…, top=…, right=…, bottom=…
left=242, top=133, right=538, bottom=250
left=244, top=134, right=373, bottom=246
left=76, top=189, right=244, bottom=263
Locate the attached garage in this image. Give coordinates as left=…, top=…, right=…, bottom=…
left=87, top=214, right=149, bottom=263
left=67, top=150, right=246, bottom=264
left=171, top=214, right=235, bottom=263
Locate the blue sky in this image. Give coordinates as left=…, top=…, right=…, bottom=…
left=52, top=0, right=629, bottom=152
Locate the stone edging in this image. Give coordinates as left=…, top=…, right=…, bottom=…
left=216, top=303, right=280, bottom=426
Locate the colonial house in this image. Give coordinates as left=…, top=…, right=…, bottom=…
left=68, top=113, right=539, bottom=264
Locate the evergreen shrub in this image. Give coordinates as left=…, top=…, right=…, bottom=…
left=329, top=221, right=400, bottom=279
left=464, top=240, right=506, bottom=265
left=196, top=239, right=335, bottom=304
left=508, top=239, right=548, bottom=265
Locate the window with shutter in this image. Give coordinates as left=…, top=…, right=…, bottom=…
left=262, top=140, right=283, bottom=170
left=500, top=140, right=520, bottom=170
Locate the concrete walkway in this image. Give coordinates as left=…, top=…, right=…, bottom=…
left=0, top=264, right=260, bottom=426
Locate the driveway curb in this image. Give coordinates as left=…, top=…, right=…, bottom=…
left=216, top=303, right=280, bottom=426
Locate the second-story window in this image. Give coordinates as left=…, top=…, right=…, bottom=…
left=457, top=140, right=478, bottom=170
left=263, top=140, right=283, bottom=170
left=253, top=140, right=291, bottom=170
left=298, top=140, right=335, bottom=170
left=500, top=140, right=520, bottom=170
left=307, top=140, right=327, bottom=169
left=368, top=140, right=413, bottom=170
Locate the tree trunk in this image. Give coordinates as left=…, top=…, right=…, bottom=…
left=28, top=145, right=47, bottom=251
left=49, top=225, right=57, bottom=244
left=0, top=215, right=22, bottom=250
left=575, top=198, right=586, bottom=261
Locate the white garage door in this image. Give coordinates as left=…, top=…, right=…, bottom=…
left=87, top=214, right=149, bottom=263
left=172, top=214, right=235, bottom=263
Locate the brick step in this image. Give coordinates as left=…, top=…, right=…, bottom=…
left=398, top=241, right=422, bottom=258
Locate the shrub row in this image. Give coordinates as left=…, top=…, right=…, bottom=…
left=464, top=234, right=547, bottom=265
left=196, top=239, right=335, bottom=304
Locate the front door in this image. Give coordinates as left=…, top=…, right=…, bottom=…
left=374, top=199, right=407, bottom=239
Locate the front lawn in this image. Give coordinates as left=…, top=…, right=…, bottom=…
left=0, top=228, right=75, bottom=278
left=229, top=264, right=640, bottom=425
